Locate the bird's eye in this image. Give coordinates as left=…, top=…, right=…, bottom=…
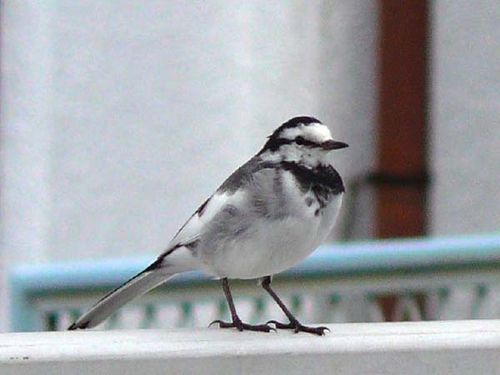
left=294, top=136, right=323, bottom=148
left=295, top=136, right=306, bottom=145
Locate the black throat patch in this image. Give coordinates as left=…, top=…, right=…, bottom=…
left=280, top=161, right=345, bottom=207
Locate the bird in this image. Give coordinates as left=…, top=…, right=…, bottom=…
left=68, top=116, right=348, bottom=335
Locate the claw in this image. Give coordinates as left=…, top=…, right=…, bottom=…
left=209, top=319, right=226, bottom=328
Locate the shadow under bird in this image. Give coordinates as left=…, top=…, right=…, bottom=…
left=69, top=116, right=348, bottom=335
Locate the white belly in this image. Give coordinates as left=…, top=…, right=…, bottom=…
left=207, top=193, right=343, bottom=279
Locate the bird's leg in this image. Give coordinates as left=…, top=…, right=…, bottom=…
left=210, top=278, right=274, bottom=332
left=261, top=276, right=329, bottom=336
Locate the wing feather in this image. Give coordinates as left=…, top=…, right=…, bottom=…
left=163, top=157, right=275, bottom=255
left=165, top=191, right=246, bottom=251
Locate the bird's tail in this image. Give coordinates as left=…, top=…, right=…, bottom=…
left=68, top=263, right=175, bottom=330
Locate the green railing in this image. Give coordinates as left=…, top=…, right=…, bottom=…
left=9, top=234, right=500, bottom=331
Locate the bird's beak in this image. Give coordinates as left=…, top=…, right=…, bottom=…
left=321, top=140, right=349, bottom=151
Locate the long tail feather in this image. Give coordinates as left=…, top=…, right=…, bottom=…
left=68, top=267, right=174, bottom=330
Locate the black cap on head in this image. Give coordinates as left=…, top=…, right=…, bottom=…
left=270, top=116, right=322, bottom=138
left=280, top=116, right=322, bottom=129
left=258, top=116, right=323, bottom=154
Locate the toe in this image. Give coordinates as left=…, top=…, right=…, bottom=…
left=242, top=323, right=275, bottom=332
left=296, top=324, right=330, bottom=336
left=266, top=320, right=294, bottom=329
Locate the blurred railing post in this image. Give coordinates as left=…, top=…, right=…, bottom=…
left=376, top=0, right=430, bottom=239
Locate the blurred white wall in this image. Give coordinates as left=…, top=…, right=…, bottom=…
left=430, top=0, right=500, bottom=235
left=0, top=0, right=377, bottom=266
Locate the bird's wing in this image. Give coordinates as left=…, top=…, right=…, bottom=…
left=165, top=191, right=243, bottom=250
left=163, top=157, right=275, bottom=254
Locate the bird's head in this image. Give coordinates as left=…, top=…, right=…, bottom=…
left=258, top=116, right=348, bottom=166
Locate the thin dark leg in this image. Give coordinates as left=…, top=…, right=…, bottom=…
left=221, top=277, right=239, bottom=322
left=261, top=276, right=329, bottom=336
left=209, top=278, right=274, bottom=332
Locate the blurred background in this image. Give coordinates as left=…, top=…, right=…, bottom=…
left=0, top=1, right=499, bottom=332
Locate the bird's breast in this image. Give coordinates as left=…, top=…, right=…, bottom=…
left=204, top=186, right=343, bottom=279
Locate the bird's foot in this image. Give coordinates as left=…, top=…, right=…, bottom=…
left=267, top=319, right=329, bottom=336
left=209, top=318, right=275, bottom=332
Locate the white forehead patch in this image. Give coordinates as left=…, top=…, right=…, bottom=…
left=280, top=123, right=333, bottom=143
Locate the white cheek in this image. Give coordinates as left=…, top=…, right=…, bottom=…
left=302, top=148, right=327, bottom=166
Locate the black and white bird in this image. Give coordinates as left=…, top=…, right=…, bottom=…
left=69, top=116, right=348, bottom=335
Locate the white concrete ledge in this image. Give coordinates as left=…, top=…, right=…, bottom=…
left=1, top=320, right=499, bottom=375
